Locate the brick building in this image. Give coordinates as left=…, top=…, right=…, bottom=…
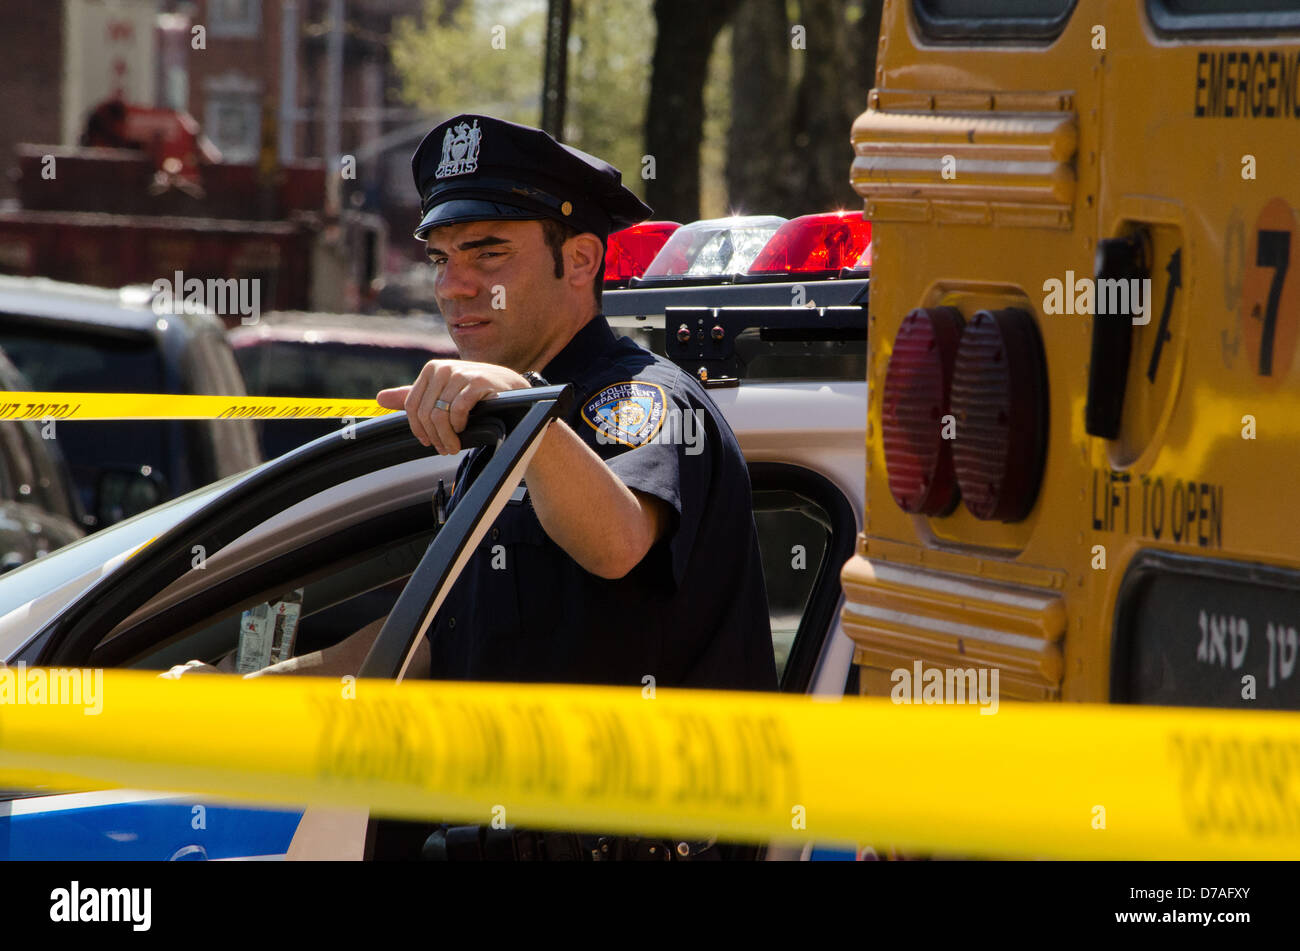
left=0, top=2, right=66, bottom=203
left=0, top=0, right=429, bottom=264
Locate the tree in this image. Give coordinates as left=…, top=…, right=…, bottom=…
left=643, top=0, right=744, bottom=222
left=726, top=0, right=883, bottom=218
left=727, top=0, right=792, bottom=216
left=392, top=0, right=546, bottom=124
left=540, top=0, right=572, bottom=136
left=392, top=0, right=654, bottom=203
left=563, top=0, right=654, bottom=189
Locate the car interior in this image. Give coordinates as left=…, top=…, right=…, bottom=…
left=82, top=461, right=854, bottom=695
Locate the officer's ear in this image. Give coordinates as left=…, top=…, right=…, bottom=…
left=563, top=231, right=605, bottom=295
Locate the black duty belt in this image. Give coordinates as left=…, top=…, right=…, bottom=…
left=422, top=825, right=721, bottom=862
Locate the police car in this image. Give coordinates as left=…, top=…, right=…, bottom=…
left=0, top=212, right=869, bottom=860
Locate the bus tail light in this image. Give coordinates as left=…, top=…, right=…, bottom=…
left=603, top=221, right=681, bottom=287
left=949, top=308, right=1048, bottom=522
left=746, top=211, right=872, bottom=279
left=881, top=306, right=964, bottom=515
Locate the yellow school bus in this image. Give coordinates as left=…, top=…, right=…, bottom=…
left=842, top=0, right=1300, bottom=709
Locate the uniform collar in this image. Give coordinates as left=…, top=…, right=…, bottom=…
left=541, top=314, right=617, bottom=384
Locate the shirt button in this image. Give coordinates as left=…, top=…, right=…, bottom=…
left=490, top=528, right=500, bottom=541
left=448, top=617, right=457, bottom=629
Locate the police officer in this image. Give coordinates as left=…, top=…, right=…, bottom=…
left=365, top=115, right=777, bottom=861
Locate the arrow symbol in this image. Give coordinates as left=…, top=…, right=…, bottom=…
left=1147, top=248, right=1182, bottom=383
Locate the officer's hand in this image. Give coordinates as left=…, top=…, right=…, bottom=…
left=377, top=360, right=529, bottom=455
left=158, top=659, right=221, bottom=679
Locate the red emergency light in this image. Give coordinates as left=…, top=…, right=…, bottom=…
left=746, top=211, right=872, bottom=279
left=604, top=221, right=681, bottom=287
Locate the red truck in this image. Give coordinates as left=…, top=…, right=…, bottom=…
left=0, top=101, right=383, bottom=315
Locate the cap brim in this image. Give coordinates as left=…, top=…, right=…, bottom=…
left=413, top=199, right=544, bottom=240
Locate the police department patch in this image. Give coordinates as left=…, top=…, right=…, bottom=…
left=581, top=381, right=667, bottom=447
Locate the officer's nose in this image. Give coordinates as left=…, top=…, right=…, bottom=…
left=434, top=256, right=481, bottom=301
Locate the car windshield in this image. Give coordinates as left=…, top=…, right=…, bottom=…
left=0, top=470, right=242, bottom=622
left=234, top=339, right=444, bottom=459
left=234, top=340, right=441, bottom=399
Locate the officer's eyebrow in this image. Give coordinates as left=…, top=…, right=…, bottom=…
left=426, top=235, right=512, bottom=258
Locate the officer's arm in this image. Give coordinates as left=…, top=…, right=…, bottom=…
left=377, top=367, right=668, bottom=579
left=245, top=618, right=431, bottom=678
left=163, top=620, right=429, bottom=679
left=525, top=419, right=671, bottom=580
left=242, top=618, right=386, bottom=677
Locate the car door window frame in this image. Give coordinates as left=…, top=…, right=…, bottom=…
left=37, top=386, right=574, bottom=669
left=89, top=502, right=439, bottom=668
left=748, top=462, right=857, bottom=693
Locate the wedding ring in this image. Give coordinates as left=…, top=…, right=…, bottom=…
left=434, top=399, right=452, bottom=412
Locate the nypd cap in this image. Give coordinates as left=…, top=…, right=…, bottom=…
left=411, top=114, right=652, bottom=241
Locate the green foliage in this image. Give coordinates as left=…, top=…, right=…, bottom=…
left=701, top=26, right=732, bottom=219
left=393, top=0, right=546, bottom=123
left=563, top=0, right=654, bottom=199
left=393, top=0, right=659, bottom=202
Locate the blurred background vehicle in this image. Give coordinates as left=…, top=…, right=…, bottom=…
left=0, top=275, right=261, bottom=530
left=0, top=348, right=84, bottom=569
left=227, top=311, right=454, bottom=458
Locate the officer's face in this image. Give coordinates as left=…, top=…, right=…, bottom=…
left=425, top=219, right=575, bottom=370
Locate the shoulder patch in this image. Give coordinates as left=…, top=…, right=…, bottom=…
left=581, top=381, right=668, bottom=448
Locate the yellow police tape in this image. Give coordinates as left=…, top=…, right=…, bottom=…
left=1, top=671, right=1298, bottom=858
left=0, top=392, right=397, bottom=421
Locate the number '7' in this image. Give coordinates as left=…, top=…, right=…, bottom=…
left=1255, top=229, right=1290, bottom=376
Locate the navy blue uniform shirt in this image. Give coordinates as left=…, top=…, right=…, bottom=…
left=425, top=315, right=777, bottom=691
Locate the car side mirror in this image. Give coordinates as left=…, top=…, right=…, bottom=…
left=96, top=467, right=168, bottom=526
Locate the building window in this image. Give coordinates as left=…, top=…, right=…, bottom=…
left=205, top=74, right=262, bottom=162
left=208, top=0, right=261, bottom=39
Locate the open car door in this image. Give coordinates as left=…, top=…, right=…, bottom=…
left=1, top=386, right=572, bottom=860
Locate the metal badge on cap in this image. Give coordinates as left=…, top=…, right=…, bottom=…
left=435, top=119, right=482, bottom=179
